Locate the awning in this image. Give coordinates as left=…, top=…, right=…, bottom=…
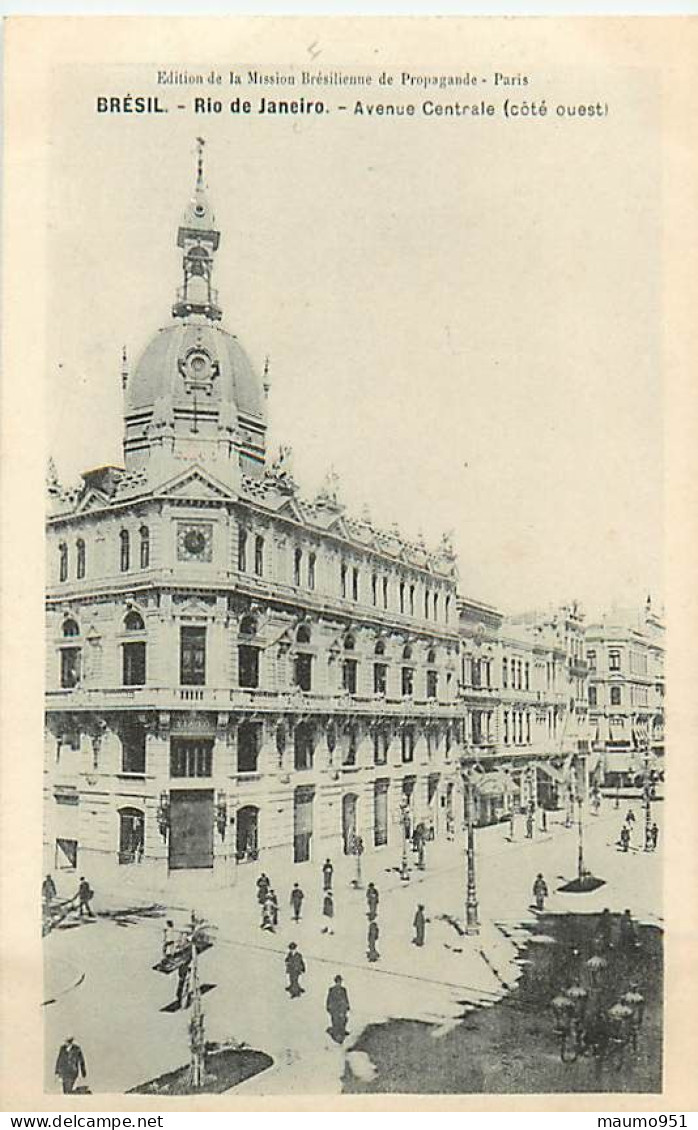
left=475, top=769, right=515, bottom=797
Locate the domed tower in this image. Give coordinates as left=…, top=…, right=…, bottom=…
left=123, top=140, right=267, bottom=486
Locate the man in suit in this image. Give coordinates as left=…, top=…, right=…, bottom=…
left=55, top=1037, right=86, bottom=1093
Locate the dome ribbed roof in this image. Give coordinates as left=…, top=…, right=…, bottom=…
left=126, top=320, right=265, bottom=422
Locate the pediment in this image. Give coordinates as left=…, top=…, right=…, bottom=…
left=75, top=488, right=110, bottom=514
left=273, top=495, right=305, bottom=523
left=157, top=466, right=235, bottom=503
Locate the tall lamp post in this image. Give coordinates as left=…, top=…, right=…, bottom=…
left=399, top=796, right=411, bottom=882
left=643, top=743, right=653, bottom=852
left=460, top=757, right=480, bottom=935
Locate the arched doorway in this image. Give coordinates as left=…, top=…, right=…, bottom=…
left=118, top=806, right=144, bottom=864
left=236, top=805, right=259, bottom=862
left=342, top=793, right=358, bottom=855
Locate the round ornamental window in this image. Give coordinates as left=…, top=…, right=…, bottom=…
left=195, top=204, right=206, bottom=217
left=191, top=354, right=207, bottom=373
left=183, top=529, right=206, bottom=555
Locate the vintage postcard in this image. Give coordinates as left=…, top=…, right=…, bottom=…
left=1, top=15, right=697, bottom=1112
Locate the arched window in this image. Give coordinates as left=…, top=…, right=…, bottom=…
left=118, top=806, right=145, bottom=865
left=239, top=614, right=257, bottom=637
left=124, top=610, right=145, bottom=632
left=294, top=547, right=302, bottom=587
left=119, top=530, right=130, bottom=573
left=238, top=527, right=248, bottom=572
left=427, top=648, right=436, bottom=665
left=76, top=539, right=86, bottom=579
left=375, top=639, right=385, bottom=656
left=123, top=611, right=146, bottom=686
left=402, top=644, right=413, bottom=661
left=62, top=618, right=80, bottom=638
left=308, top=552, right=316, bottom=590
left=344, top=634, right=355, bottom=651
left=59, top=543, right=68, bottom=583
left=139, top=526, right=150, bottom=569
left=296, top=623, right=311, bottom=645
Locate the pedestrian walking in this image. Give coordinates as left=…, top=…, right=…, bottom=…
left=162, top=919, right=177, bottom=958
left=366, top=881, right=379, bottom=920
left=261, top=894, right=275, bottom=932
left=540, top=807, right=548, bottom=833
left=626, top=808, right=636, bottom=826
left=619, top=824, right=630, bottom=852
left=367, top=918, right=380, bottom=962
left=532, top=872, right=549, bottom=912
left=176, top=958, right=192, bottom=1009
left=269, top=888, right=279, bottom=928
left=290, top=882, right=304, bottom=923
left=326, top=974, right=350, bottom=1042
left=256, top=872, right=270, bottom=905
left=620, top=908, right=638, bottom=952
left=284, top=942, right=306, bottom=998
left=525, top=813, right=534, bottom=839
left=322, top=890, right=335, bottom=934
left=42, top=873, right=57, bottom=907
left=650, top=822, right=659, bottom=850
left=76, top=877, right=95, bottom=918
left=55, top=1037, right=87, bottom=1094
left=413, top=903, right=427, bottom=947
left=508, top=810, right=516, bottom=840
left=322, top=858, right=333, bottom=892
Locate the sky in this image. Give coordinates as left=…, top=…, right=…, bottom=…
left=46, top=59, right=663, bottom=619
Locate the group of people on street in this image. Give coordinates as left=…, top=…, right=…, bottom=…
left=42, top=873, right=95, bottom=929
left=282, top=943, right=350, bottom=1043
left=618, top=809, right=659, bottom=853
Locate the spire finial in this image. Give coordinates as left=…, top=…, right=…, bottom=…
left=263, top=355, right=271, bottom=398
left=196, top=136, right=206, bottom=188
left=121, top=345, right=129, bottom=391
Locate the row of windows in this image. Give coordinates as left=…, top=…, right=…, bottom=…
left=502, top=658, right=530, bottom=691
left=502, top=710, right=532, bottom=745
left=588, top=685, right=625, bottom=706
left=83, top=719, right=457, bottom=778
left=57, top=528, right=150, bottom=582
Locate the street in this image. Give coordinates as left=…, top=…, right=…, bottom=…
left=43, top=796, right=662, bottom=1095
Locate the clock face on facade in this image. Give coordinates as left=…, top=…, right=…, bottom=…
left=177, top=523, right=213, bottom=562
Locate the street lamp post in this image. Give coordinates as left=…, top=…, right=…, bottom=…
left=576, top=789, right=586, bottom=883
left=399, top=796, right=411, bottom=882
left=643, top=744, right=653, bottom=852
left=460, top=759, right=480, bottom=935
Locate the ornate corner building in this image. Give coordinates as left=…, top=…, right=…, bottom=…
left=44, top=150, right=465, bottom=890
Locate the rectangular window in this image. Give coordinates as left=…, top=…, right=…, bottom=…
left=371, top=573, right=378, bottom=606
left=373, top=662, right=387, bottom=695
left=409, top=585, right=415, bottom=615
left=503, top=711, right=509, bottom=744
left=294, top=723, right=315, bottom=770
left=383, top=576, right=389, bottom=609
left=472, top=660, right=481, bottom=689
left=342, top=658, right=358, bottom=695
left=588, top=685, right=597, bottom=706
left=170, top=738, right=213, bottom=778
left=472, top=711, right=483, bottom=745
left=433, top=593, right=439, bottom=620
left=525, top=662, right=530, bottom=690
left=237, top=528, right=247, bottom=572
left=352, top=566, right=359, bottom=601
left=121, top=719, right=146, bottom=773
left=123, top=641, right=146, bottom=687
left=401, top=666, right=414, bottom=697
left=237, top=723, right=260, bottom=773
left=254, top=535, right=264, bottom=577
left=373, top=727, right=389, bottom=766
left=308, top=553, right=316, bottom=590
left=526, top=713, right=531, bottom=743
left=399, top=581, right=405, bottom=614
left=293, top=787, right=314, bottom=863
left=424, top=590, right=430, bottom=619
left=426, top=670, right=438, bottom=700
left=180, top=626, right=206, bottom=686
left=502, top=658, right=508, bottom=688
left=610, top=685, right=622, bottom=705
left=609, top=649, right=621, bottom=671
left=340, top=562, right=347, bottom=598
left=294, top=653, right=312, bottom=692
left=60, top=648, right=81, bottom=689
left=401, top=726, right=415, bottom=763
left=374, top=781, right=389, bottom=846
left=238, top=644, right=260, bottom=689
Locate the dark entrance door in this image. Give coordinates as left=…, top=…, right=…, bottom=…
left=342, top=793, right=357, bottom=855
left=169, top=789, right=214, bottom=870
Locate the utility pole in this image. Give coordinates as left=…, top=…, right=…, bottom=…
left=188, top=912, right=206, bottom=1091
left=399, top=796, right=411, bottom=882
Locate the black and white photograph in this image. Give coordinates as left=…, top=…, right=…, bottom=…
left=3, top=16, right=696, bottom=1110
